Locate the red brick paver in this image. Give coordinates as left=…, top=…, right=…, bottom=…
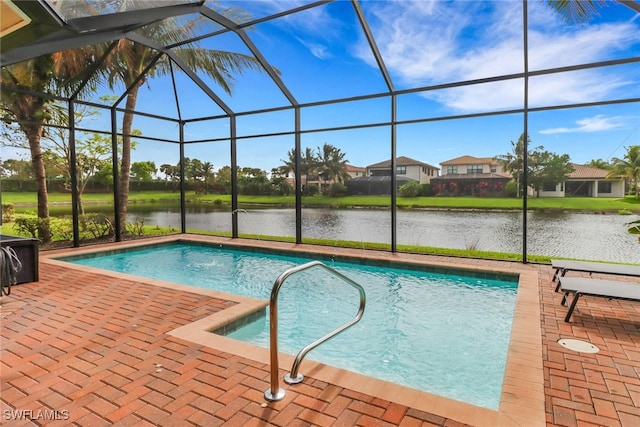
left=1, top=261, right=474, bottom=426
left=540, top=269, right=640, bottom=427
left=1, top=240, right=639, bottom=426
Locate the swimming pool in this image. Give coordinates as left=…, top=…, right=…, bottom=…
left=61, top=241, right=518, bottom=410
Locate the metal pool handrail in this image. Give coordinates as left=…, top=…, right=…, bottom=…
left=264, top=260, right=366, bottom=402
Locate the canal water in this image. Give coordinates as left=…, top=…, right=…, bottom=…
left=119, top=204, right=639, bottom=264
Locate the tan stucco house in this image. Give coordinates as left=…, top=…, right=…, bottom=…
left=538, top=163, right=625, bottom=198
left=431, top=155, right=511, bottom=196
left=439, top=155, right=507, bottom=176
left=345, top=156, right=439, bottom=195
left=345, top=164, right=366, bottom=179
left=366, top=156, right=439, bottom=184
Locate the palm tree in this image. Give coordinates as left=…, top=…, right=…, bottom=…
left=607, top=145, right=640, bottom=197
left=1, top=50, right=101, bottom=242
left=95, top=13, right=266, bottom=232
left=314, top=143, right=350, bottom=192
left=159, top=163, right=180, bottom=189
left=586, top=158, right=612, bottom=170
left=185, top=158, right=203, bottom=191
left=201, top=161, right=215, bottom=194
left=280, top=146, right=318, bottom=182
left=544, top=0, right=640, bottom=23
left=1, top=58, right=53, bottom=241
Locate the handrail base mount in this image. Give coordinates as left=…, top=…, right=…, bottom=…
left=284, top=373, right=303, bottom=384
left=264, top=389, right=286, bottom=402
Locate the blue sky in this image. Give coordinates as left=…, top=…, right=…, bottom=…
left=7, top=0, right=639, bottom=175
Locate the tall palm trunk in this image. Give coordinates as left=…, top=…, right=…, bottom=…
left=24, top=123, right=52, bottom=242
left=117, top=82, right=141, bottom=232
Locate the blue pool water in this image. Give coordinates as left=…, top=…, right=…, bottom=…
left=63, top=242, right=518, bottom=409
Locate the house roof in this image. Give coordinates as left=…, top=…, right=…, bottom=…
left=431, top=173, right=511, bottom=180
left=440, top=155, right=499, bottom=166
left=345, top=164, right=366, bottom=173
left=367, top=156, right=439, bottom=170
left=567, top=164, right=611, bottom=179
left=347, top=175, right=418, bottom=183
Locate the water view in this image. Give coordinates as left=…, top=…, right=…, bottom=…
left=109, top=204, right=640, bottom=264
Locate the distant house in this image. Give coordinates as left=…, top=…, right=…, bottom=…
left=345, top=164, right=366, bottom=179
left=439, top=155, right=506, bottom=176
left=366, top=156, right=439, bottom=184
left=282, top=163, right=365, bottom=194
left=433, top=156, right=625, bottom=198
left=431, top=155, right=511, bottom=196
left=539, top=164, right=625, bottom=198
left=345, top=156, right=439, bottom=195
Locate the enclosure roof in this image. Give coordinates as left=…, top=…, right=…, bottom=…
left=1, top=1, right=639, bottom=121
left=0, top=0, right=396, bottom=117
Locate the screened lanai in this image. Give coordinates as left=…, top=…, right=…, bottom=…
left=1, top=0, right=639, bottom=264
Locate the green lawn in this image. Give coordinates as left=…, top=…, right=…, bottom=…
left=3, top=191, right=639, bottom=212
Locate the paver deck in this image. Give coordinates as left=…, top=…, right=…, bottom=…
left=1, top=235, right=639, bottom=426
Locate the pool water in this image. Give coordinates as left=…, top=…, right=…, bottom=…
left=64, top=242, right=518, bottom=409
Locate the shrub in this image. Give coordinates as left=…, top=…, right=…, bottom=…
left=303, top=184, right=319, bottom=196
left=327, top=182, right=348, bottom=197
left=13, top=215, right=49, bottom=240
left=476, top=180, right=488, bottom=196
left=505, top=180, right=518, bottom=197
left=51, top=216, right=74, bottom=241
left=271, top=178, right=294, bottom=196
left=421, top=183, right=433, bottom=196
left=126, top=216, right=146, bottom=237
left=2, top=204, right=15, bottom=223
left=432, top=183, right=441, bottom=195
left=398, top=181, right=422, bottom=197
left=81, top=213, right=114, bottom=239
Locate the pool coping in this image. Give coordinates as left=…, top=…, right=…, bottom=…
left=42, top=234, right=544, bottom=427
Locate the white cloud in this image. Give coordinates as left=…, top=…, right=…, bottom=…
left=539, top=115, right=628, bottom=134
left=252, top=1, right=344, bottom=62
left=296, top=36, right=331, bottom=60
left=357, top=0, right=640, bottom=112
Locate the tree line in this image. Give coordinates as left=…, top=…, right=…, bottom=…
left=1, top=137, right=353, bottom=209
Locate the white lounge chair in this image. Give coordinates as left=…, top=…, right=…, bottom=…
left=551, top=259, right=640, bottom=292
left=558, top=277, right=640, bottom=322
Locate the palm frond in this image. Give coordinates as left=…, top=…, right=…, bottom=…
left=544, top=0, right=610, bottom=24
left=172, top=47, right=266, bottom=94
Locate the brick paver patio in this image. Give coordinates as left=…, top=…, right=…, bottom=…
left=1, top=237, right=639, bottom=426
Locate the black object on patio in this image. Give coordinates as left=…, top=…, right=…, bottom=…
left=0, top=235, right=39, bottom=285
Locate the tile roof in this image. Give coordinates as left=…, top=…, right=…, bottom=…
left=367, top=156, right=439, bottom=169
left=567, top=163, right=611, bottom=179
left=345, top=164, right=366, bottom=172
left=431, top=172, right=511, bottom=180
left=440, top=155, right=499, bottom=166
left=348, top=175, right=417, bottom=183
